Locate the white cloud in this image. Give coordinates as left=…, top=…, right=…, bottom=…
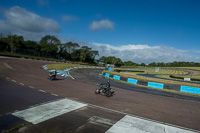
left=90, top=19, right=114, bottom=31
left=62, top=15, right=78, bottom=23
left=0, top=6, right=60, bottom=41
left=91, top=43, right=200, bottom=64
left=93, top=43, right=160, bottom=51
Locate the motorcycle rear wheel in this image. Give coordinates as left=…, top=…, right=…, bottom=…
left=95, top=89, right=100, bottom=94
left=50, top=76, right=55, bottom=80
left=106, top=91, right=111, bottom=97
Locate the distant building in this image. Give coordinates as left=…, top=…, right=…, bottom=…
left=97, top=60, right=106, bottom=66
left=105, top=64, right=115, bottom=71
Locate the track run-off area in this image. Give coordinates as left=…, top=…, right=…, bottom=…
left=0, top=57, right=200, bottom=133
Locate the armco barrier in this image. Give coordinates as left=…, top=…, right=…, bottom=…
left=181, top=86, right=200, bottom=94
left=127, top=78, right=138, bottom=84
left=120, top=76, right=128, bottom=82
left=164, top=84, right=180, bottom=91
left=137, top=80, right=148, bottom=86
left=113, top=75, right=120, bottom=80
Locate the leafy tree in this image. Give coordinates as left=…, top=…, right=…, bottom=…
left=140, top=63, right=146, bottom=67
left=7, top=35, right=24, bottom=53
left=123, top=61, right=137, bottom=66
left=22, top=40, right=41, bottom=51
left=79, top=46, right=92, bottom=62
left=91, top=50, right=99, bottom=60
left=115, top=58, right=123, bottom=67
left=40, top=35, right=60, bottom=55
left=0, top=37, right=10, bottom=51
left=99, top=56, right=123, bottom=67
left=66, top=42, right=80, bottom=54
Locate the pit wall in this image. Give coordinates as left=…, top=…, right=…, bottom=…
left=102, top=72, right=200, bottom=95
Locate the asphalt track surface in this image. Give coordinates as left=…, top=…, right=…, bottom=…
left=0, top=57, right=200, bottom=132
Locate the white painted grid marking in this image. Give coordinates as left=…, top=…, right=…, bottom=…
left=12, top=98, right=87, bottom=124
left=106, top=115, right=196, bottom=133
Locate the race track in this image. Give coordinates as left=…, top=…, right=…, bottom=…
left=0, top=57, right=200, bottom=132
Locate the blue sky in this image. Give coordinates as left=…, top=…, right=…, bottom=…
left=0, top=0, right=200, bottom=63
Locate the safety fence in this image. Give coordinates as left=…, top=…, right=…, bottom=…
left=102, top=72, right=200, bottom=95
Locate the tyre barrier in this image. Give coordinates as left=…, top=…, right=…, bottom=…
left=102, top=72, right=200, bottom=95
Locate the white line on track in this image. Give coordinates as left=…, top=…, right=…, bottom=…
left=65, top=97, right=199, bottom=133
left=67, top=71, right=74, bottom=80
left=106, top=115, right=196, bottom=133
left=19, top=83, right=24, bottom=86
left=12, top=98, right=87, bottom=124
left=39, top=89, right=46, bottom=93
left=28, top=86, right=34, bottom=89
left=3, top=63, right=15, bottom=71
left=6, top=77, right=10, bottom=80
left=51, top=93, right=58, bottom=96
left=11, top=80, right=16, bottom=82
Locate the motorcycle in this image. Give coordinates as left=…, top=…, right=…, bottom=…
left=48, top=71, right=56, bottom=80
left=95, top=80, right=115, bottom=97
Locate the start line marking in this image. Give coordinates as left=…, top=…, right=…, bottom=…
left=106, top=115, right=196, bottom=133
left=12, top=98, right=87, bottom=124
left=10, top=96, right=198, bottom=132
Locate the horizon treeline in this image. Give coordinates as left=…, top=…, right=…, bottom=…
left=0, top=34, right=98, bottom=64
left=0, top=34, right=200, bottom=67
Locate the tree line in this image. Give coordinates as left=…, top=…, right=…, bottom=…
left=0, top=34, right=199, bottom=67
left=0, top=35, right=99, bottom=64
left=99, top=57, right=200, bottom=67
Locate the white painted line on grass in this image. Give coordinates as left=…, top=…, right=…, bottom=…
left=106, top=115, right=197, bottom=133
left=19, top=83, right=24, bottom=86
left=28, top=86, right=34, bottom=89
left=51, top=93, right=58, bottom=96
left=39, top=89, right=46, bottom=93
left=12, top=98, right=87, bottom=124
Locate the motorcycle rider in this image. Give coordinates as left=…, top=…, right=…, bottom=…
left=48, top=69, right=57, bottom=79
left=102, top=80, right=111, bottom=93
